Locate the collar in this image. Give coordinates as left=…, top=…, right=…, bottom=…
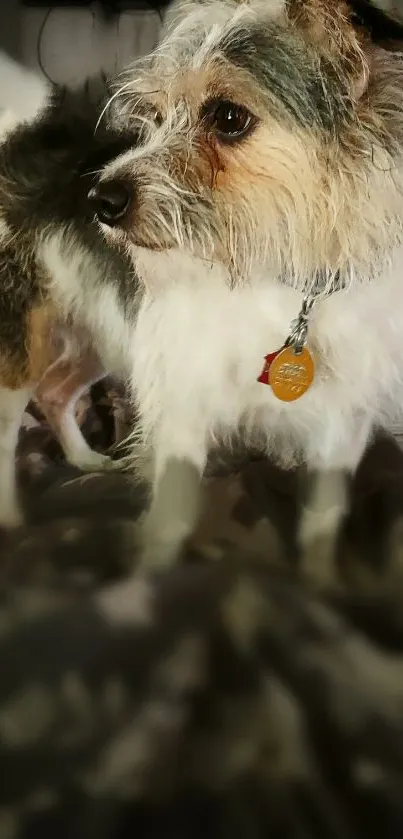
left=288, top=269, right=342, bottom=354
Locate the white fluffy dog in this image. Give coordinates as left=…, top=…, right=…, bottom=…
left=85, top=0, right=403, bottom=562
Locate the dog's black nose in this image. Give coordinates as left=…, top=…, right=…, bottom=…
left=88, top=180, right=131, bottom=226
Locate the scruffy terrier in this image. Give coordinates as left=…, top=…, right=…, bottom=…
left=85, top=0, right=403, bottom=563
left=0, top=78, right=138, bottom=527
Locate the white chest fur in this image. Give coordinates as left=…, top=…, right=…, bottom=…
left=42, top=232, right=133, bottom=378
left=42, top=234, right=403, bottom=474
left=130, top=249, right=403, bottom=472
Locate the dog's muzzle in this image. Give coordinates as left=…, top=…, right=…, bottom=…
left=88, top=180, right=132, bottom=227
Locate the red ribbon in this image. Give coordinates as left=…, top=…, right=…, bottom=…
left=257, top=349, right=282, bottom=385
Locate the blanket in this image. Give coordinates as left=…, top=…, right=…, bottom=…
left=2, top=383, right=403, bottom=838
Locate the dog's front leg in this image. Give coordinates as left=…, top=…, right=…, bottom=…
left=299, top=418, right=373, bottom=582
left=35, top=347, right=113, bottom=472
left=141, top=426, right=208, bottom=567
left=0, top=386, right=31, bottom=528
left=299, top=468, right=350, bottom=554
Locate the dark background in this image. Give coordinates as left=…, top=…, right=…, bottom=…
left=0, top=0, right=169, bottom=85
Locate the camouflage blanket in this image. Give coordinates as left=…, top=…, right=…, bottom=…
left=14, top=381, right=403, bottom=591
left=2, top=383, right=403, bottom=838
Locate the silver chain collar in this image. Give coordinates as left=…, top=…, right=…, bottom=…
left=286, top=270, right=341, bottom=355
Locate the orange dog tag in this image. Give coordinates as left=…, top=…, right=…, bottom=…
left=269, top=346, right=314, bottom=402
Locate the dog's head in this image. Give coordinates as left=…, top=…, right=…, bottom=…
left=0, top=75, right=139, bottom=234
left=90, top=0, right=403, bottom=287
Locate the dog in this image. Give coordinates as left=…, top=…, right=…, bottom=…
left=80, top=0, right=403, bottom=565
left=0, top=76, right=139, bottom=528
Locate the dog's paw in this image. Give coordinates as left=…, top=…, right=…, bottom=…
left=298, top=504, right=343, bottom=548
left=139, top=513, right=190, bottom=568
left=298, top=506, right=342, bottom=585
left=66, top=450, right=120, bottom=474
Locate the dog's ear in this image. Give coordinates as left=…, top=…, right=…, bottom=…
left=287, top=0, right=403, bottom=43
left=287, top=0, right=403, bottom=100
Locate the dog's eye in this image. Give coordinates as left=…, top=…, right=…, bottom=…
left=201, top=99, right=256, bottom=143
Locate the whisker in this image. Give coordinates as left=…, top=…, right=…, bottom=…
left=94, top=81, right=134, bottom=134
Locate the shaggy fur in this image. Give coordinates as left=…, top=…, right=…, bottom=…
left=0, top=77, right=138, bottom=526
left=85, top=0, right=403, bottom=563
